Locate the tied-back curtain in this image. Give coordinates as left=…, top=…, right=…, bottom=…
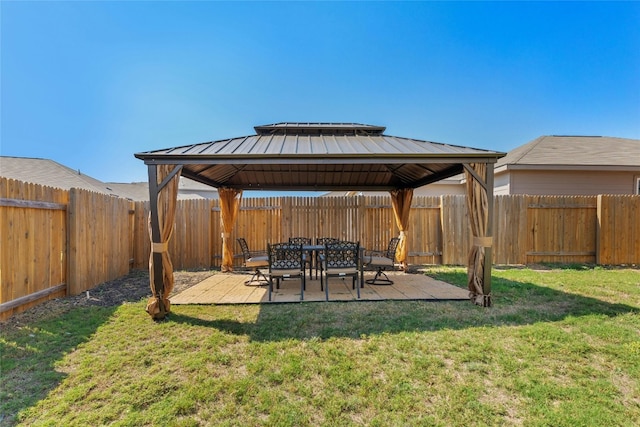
left=465, top=163, right=489, bottom=305
left=146, top=165, right=180, bottom=319
left=389, top=188, right=413, bottom=269
left=219, top=187, right=243, bottom=272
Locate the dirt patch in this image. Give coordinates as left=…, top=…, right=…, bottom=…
left=2, top=269, right=215, bottom=327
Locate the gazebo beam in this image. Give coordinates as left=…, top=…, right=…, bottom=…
left=405, top=165, right=464, bottom=188
left=462, top=164, right=487, bottom=191
left=158, top=165, right=183, bottom=190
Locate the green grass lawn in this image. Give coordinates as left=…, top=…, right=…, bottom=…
left=2, top=266, right=639, bottom=426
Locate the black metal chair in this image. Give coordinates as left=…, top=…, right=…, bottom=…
left=268, top=243, right=305, bottom=301
left=322, top=241, right=360, bottom=301
left=288, top=237, right=313, bottom=280
left=315, top=237, right=340, bottom=286
left=363, top=237, right=400, bottom=285
left=237, top=238, right=269, bottom=285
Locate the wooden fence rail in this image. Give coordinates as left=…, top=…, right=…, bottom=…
left=2, top=176, right=639, bottom=319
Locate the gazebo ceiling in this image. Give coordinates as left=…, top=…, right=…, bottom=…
left=135, top=123, right=505, bottom=191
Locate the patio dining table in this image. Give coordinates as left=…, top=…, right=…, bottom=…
left=301, top=244, right=325, bottom=280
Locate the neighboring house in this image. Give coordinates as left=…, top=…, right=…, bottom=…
left=494, top=135, right=640, bottom=195
left=323, top=176, right=466, bottom=197
left=327, top=135, right=640, bottom=197
left=414, top=177, right=466, bottom=196
left=102, top=181, right=151, bottom=201
left=106, top=179, right=219, bottom=201
left=0, top=156, right=218, bottom=200
left=0, top=156, right=124, bottom=197
left=176, top=178, right=219, bottom=199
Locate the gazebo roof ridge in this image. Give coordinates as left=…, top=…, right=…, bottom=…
left=254, top=122, right=387, bottom=136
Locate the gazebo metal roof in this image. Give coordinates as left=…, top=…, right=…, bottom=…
left=137, top=123, right=506, bottom=318
left=135, top=123, right=505, bottom=191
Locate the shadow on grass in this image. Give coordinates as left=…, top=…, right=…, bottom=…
left=169, top=270, right=639, bottom=342
left=1, top=268, right=161, bottom=426
left=0, top=306, right=118, bottom=426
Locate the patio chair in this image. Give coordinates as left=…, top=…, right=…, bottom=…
left=315, top=237, right=340, bottom=286
left=268, top=242, right=305, bottom=301
left=288, top=237, right=313, bottom=280
left=363, top=237, right=400, bottom=285
left=322, top=241, right=360, bottom=301
left=237, top=238, right=269, bottom=285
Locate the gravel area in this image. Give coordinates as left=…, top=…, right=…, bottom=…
left=2, top=269, right=215, bottom=327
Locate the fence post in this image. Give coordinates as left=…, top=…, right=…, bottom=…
left=128, top=201, right=136, bottom=268
left=66, top=188, right=79, bottom=295
left=357, top=195, right=366, bottom=245
left=282, top=197, right=292, bottom=240
left=596, top=195, right=603, bottom=265
left=440, top=195, right=448, bottom=264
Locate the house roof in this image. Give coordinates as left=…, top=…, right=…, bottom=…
left=0, top=156, right=216, bottom=201
left=135, top=123, right=505, bottom=191
left=101, top=182, right=150, bottom=201
left=107, top=179, right=218, bottom=201
left=496, top=135, right=640, bottom=171
left=0, top=156, right=122, bottom=196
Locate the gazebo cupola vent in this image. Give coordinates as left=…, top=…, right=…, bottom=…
left=253, top=122, right=387, bottom=136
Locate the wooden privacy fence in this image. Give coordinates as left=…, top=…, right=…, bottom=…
left=130, top=193, right=640, bottom=269
left=1, top=179, right=68, bottom=320
left=67, top=188, right=132, bottom=295
left=2, top=175, right=639, bottom=319
left=1, top=178, right=135, bottom=319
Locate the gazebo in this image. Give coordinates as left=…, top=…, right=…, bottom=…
left=135, top=123, right=505, bottom=319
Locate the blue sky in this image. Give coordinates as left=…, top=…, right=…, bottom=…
left=2, top=1, right=639, bottom=184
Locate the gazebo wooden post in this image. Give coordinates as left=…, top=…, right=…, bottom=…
left=146, top=163, right=182, bottom=319
left=463, top=161, right=496, bottom=307
left=148, top=164, right=165, bottom=305
left=482, top=162, right=495, bottom=306
left=218, top=187, right=243, bottom=272
left=389, top=188, right=414, bottom=270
